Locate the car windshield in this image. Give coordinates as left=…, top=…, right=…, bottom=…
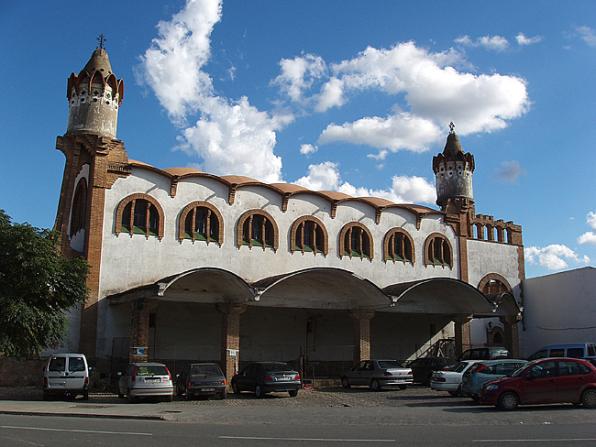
left=262, top=363, right=290, bottom=372
left=378, top=360, right=403, bottom=369
left=136, top=365, right=168, bottom=376
left=190, top=364, right=222, bottom=376
left=510, top=361, right=537, bottom=377
left=453, top=362, right=469, bottom=373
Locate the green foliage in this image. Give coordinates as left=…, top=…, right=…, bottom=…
left=0, top=209, right=88, bottom=357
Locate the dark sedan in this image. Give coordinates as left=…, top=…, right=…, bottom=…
left=231, top=362, right=301, bottom=398
left=176, top=363, right=227, bottom=400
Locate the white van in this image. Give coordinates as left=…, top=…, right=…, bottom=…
left=43, top=353, right=90, bottom=400
left=528, top=343, right=596, bottom=365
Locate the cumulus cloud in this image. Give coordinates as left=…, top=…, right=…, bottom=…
left=455, top=35, right=509, bottom=51
left=294, top=162, right=436, bottom=204
left=299, top=144, right=318, bottom=155
left=273, top=54, right=326, bottom=104
left=495, top=160, right=523, bottom=183
left=577, top=211, right=596, bottom=246
left=576, top=26, right=596, bottom=47
left=515, top=33, right=542, bottom=46
left=525, top=244, right=590, bottom=271
left=139, top=0, right=291, bottom=182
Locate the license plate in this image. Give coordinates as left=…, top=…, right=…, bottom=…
left=145, top=378, right=161, bottom=383
left=201, top=388, right=215, bottom=392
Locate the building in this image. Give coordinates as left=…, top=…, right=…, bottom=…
left=53, top=45, right=525, bottom=382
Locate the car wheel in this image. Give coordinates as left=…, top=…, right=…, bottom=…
left=289, top=390, right=298, bottom=397
left=164, top=394, right=174, bottom=403
left=581, top=389, right=596, bottom=408
left=398, top=385, right=407, bottom=390
left=341, top=377, right=351, bottom=389
left=370, top=379, right=381, bottom=392
left=255, top=385, right=264, bottom=398
left=232, top=382, right=240, bottom=394
left=497, top=392, right=519, bottom=411
left=82, top=391, right=89, bottom=401
left=127, top=390, right=136, bottom=404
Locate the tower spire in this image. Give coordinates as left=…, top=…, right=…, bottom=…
left=97, top=34, right=106, bottom=50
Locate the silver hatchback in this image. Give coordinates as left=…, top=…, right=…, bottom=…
left=118, top=362, right=174, bottom=402
left=341, top=360, right=413, bottom=391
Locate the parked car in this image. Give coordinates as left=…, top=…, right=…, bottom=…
left=430, top=360, right=482, bottom=395
left=118, top=362, right=174, bottom=402
left=527, top=343, right=596, bottom=365
left=231, top=362, right=301, bottom=398
left=341, top=360, right=413, bottom=391
left=479, top=357, right=596, bottom=410
left=461, top=359, right=528, bottom=400
left=458, top=347, right=510, bottom=361
left=176, top=362, right=227, bottom=400
left=43, top=353, right=90, bottom=400
left=406, top=357, right=454, bottom=385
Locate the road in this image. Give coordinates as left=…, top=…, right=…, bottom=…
left=2, top=413, right=596, bottom=446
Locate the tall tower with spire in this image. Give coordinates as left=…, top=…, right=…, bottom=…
left=66, top=35, right=123, bottom=138
left=432, top=123, right=475, bottom=214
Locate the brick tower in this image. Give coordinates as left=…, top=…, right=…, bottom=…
left=54, top=38, right=130, bottom=361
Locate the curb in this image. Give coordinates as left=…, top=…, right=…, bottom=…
left=0, top=410, right=168, bottom=421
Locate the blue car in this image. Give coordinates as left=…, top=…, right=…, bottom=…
left=461, top=359, right=527, bottom=400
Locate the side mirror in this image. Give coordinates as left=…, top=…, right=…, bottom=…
left=88, top=366, right=94, bottom=372
left=176, top=373, right=180, bottom=378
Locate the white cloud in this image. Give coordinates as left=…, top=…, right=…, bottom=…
left=455, top=35, right=509, bottom=51
left=525, top=244, right=589, bottom=271
left=515, top=33, right=542, bottom=46
left=273, top=54, right=326, bottom=103
left=495, top=160, right=523, bottom=183
left=299, top=144, right=318, bottom=155
left=315, top=77, right=345, bottom=112
left=319, top=112, right=441, bottom=153
left=577, top=26, right=596, bottom=47
left=139, top=0, right=292, bottom=182
left=294, top=162, right=436, bottom=203
left=577, top=211, right=596, bottom=246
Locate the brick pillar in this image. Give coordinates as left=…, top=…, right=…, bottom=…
left=454, top=317, right=472, bottom=358
left=500, top=316, right=520, bottom=358
left=218, top=303, right=247, bottom=385
left=350, top=310, right=375, bottom=363
left=129, top=299, right=157, bottom=362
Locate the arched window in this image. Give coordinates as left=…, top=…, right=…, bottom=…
left=178, top=202, right=223, bottom=245
left=236, top=210, right=278, bottom=250
left=115, top=194, right=164, bottom=240
left=290, top=216, right=328, bottom=255
left=383, top=228, right=414, bottom=263
left=69, top=178, right=87, bottom=237
left=424, top=234, right=452, bottom=267
left=478, top=273, right=512, bottom=296
left=339, top=223, right=373, bottom=260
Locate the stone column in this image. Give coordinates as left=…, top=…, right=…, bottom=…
left=218, top=303, right=247, bottom=385
left=500, top=316, right=520, bottom=358
left=454, top=316, right=472, bottom=358
left=350, top=310, right=375, bottom=363
left=129, top=299, right=157, bottom=362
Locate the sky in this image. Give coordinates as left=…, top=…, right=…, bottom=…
left=1, top=0, right=595, bottom=278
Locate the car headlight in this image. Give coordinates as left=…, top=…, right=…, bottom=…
left=484, top=384, right=499, bottom=392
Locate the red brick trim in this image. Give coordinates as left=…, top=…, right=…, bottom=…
left=382, top=227, right=415, bottom=264
left=478, top=273, right=513, bottom=294
left=289, top=215, right=329, bottom=256
left=177, top=201, right=224, bottom=245
left=114, top=193, right=165, bottom=240
left=235, top=209, right=279, bottom=251
left=423, top=232, right=453, bottom=268
left=338, top=222, right=374, bottom=260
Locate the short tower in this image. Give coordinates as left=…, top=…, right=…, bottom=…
left=432, top=123, right=475, bottom=212
left=66, top=36, right=123, bottom=138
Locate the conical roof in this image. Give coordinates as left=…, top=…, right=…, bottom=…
left=80, top=48, right=113, bottom=76
left=442, top=131, right=463, bottom=157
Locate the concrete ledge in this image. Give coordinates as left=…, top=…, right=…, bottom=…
left=0, top=410, right=168, bottom=421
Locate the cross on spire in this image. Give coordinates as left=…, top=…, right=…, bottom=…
left=97, top=34, right=107, bottom=50
left=449, top=122, right=455, bottom=134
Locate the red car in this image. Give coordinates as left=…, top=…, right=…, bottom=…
left=479, top=357, right=596, bottom=410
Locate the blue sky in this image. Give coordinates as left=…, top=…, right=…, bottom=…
left=1, top=0, right=595, bottom=278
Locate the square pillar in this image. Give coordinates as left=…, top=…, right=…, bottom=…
left=218, top=303, right=247, bottom=385
left=454, top=317, right=472, bottom=358
left=350, top=310, right=375, bottom=363
left=500, top=316, right=520, bottom=358
left=129, top=299, right=157, bottom=362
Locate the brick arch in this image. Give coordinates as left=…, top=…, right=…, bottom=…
left=236, top=209, right=279, bottom=251
left=115, top=193, right=165, bottom=240
left=383, top=227, right=415, bottom=264
left=423, top=232, right=453, bottom=268
left=478, top=273, right=512, bottom=295
left=289, top=215, right=329, bottom=256
left=338, top=222, right=374, bottom=260
left=177, top=201, right=224, bottom=245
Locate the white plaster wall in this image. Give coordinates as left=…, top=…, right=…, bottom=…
left=520, top=267, right=596, bottom=357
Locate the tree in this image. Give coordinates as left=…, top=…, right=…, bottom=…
left=0, top=209, right=88, bottom=357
